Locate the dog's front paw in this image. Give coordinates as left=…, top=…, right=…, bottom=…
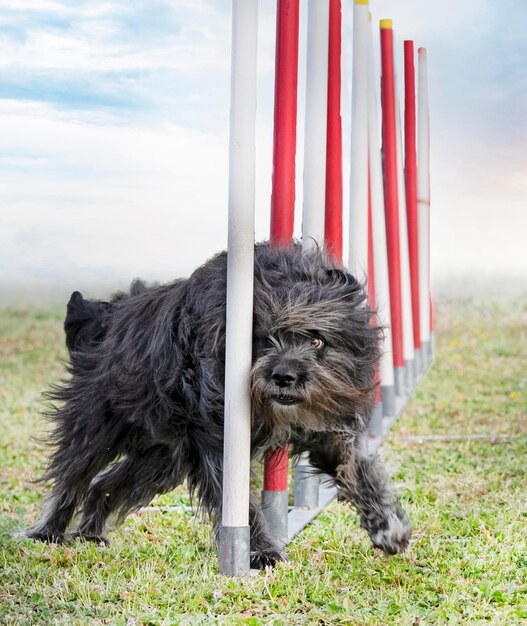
left=370, top=511, right=411, bottom=555
left=250, top=547, right=286, bottom=569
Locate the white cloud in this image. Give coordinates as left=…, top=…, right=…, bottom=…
left=0, top=102, right=231, bottom=283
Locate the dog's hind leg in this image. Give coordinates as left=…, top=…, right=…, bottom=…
left=27, top=450, right=120, bottom=544
left=27, top=407, right=125, bottom=543
left=27, top=473, right=108, bottom=544
left=72, top=444, right=188, bottom=543
left=25, top=490, right=80, bottom=543
left=305, top=433, right=411, bottom=555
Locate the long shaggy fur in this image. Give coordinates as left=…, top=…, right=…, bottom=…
left=27, top=243, right=411, bottom=568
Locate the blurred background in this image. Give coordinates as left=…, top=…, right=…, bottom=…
left=1, top=0, right=525, bottom=306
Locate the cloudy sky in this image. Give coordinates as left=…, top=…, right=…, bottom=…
left=0, top=0, right=525, bottom=303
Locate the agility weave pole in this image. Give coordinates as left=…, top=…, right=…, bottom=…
left=220, top=0, right=433, bottom=575
left=218, top=0, right=258, bottom=576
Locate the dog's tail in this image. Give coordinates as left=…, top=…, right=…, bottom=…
left=64, top=291, right=112, bottom=353
left=64, top=280, right=149, bottom=354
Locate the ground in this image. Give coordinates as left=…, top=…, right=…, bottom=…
left=0, top=297, right=526, bottom=625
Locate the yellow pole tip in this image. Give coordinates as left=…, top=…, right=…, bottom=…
left=380, top=19, right=393, bottom=29
left=368, top=11, right=372, bottom=21
left=354, top=0, right=369, bottom=5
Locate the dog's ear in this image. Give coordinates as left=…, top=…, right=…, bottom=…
left=130, top=279, right=147, bottom=296
left=68, top=291, right=85, bottom=307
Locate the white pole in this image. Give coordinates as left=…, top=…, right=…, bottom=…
left=302, top=0, right=330, bottom=251
left=348, top=0, right=369, bottom=278
left=396, top=79, right=415, bottom=392
left=367, top=13, right=396, bottom=418
left=220, top=0, right=258, bottom=577
left=296, top=0, right=329, bottom=510
left=417, top=47, right=431, bottom=364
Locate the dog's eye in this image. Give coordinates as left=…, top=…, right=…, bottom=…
left=255, top=335, right=274, bottom=351
left=310, top=337, right=324, bottom=349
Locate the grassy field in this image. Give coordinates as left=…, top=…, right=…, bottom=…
left=0, top=298, right=526, bottom=625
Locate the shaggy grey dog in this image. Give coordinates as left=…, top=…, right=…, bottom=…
left=27, top=243, right=411, bottom=568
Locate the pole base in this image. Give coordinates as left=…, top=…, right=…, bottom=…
left=404, top=358, right=415, bottom=395
left=219, top=526, right=250, bottom=577
left=381, top=384, right=396, bottom=418
left=414, top=347, right=422, bottom=379
left=368, top=402, right=384, bottom=438
left=394, top=365, right=406, bottom=397
left=421, top=340, right=431, bottom=370
left=261, top=490, right=288, bottom=543
left=294, top=453, right=320, bottom=509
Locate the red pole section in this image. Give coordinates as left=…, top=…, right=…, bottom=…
left=404, top=40, right=421, bottom=360
left=270, top=0, right=300, bottom=245
left=325, top=0, right=343, bottom=264
left=265, top=0, right=300, bottom=501
left=380, top=20, right=404, bottom=376
left=263, top=448, right=289, bottom=490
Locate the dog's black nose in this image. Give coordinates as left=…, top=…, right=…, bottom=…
left=272, top=368, right=297, bottom=388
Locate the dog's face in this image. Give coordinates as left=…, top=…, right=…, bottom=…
left=250, top=269, right=379, bottom=434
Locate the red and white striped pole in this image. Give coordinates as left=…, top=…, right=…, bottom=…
left=404, top=40, right=422, bottom=379
left=417, top=47, right=431, bottom=367
left=219, top=0, right=259, bottom=577
left=379, top=19, right=405, bottom=397
left=269, top=0, right=300, bottom=247
left=396, top=70, right=415, bottom=393
left=325, top=0, right=343, bottom=265
left=262, top=0, right=300, bottom=544
left=367, top=14, right=396, bottom=419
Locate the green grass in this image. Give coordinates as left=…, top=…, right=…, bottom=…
left=1, top=299, right=526, bottom=625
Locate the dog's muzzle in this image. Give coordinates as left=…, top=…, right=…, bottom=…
left=270, top=365, right=303, bottom=406
left=272, top=395, right=302, bottom=406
